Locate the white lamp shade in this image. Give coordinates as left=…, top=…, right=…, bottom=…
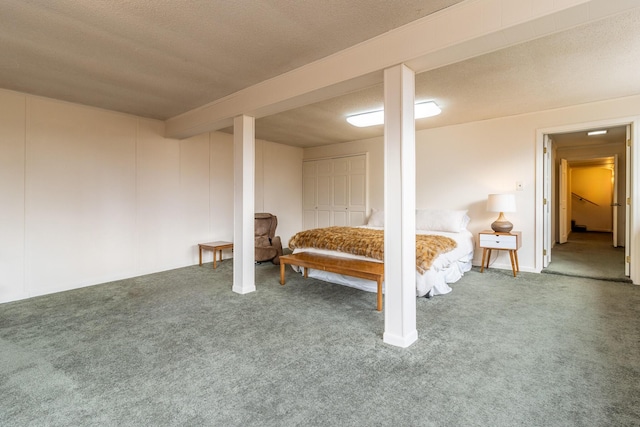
left=487, top=193, right=516, bottom=213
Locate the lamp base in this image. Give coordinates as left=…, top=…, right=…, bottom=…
left=491, top=220, right=513, bottom=233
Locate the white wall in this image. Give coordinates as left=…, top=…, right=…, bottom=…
left=4, top=87, right=639, bottom=302
left=24, top=96, right=139, bottom=297
left=0, top=89, right=302, bottom=303
left=304, top=94, right=640, bottom=275
left=255, top=139, right=303, bottom=248
left=0, top=90, right=26, bottom=302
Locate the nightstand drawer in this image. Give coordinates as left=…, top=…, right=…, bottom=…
left=479, top=233, right=517, bottom=249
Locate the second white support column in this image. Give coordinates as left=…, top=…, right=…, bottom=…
left=383, top=64, right=418, bottom=348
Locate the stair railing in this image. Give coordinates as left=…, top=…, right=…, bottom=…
left=571, top=192, right=599, bottom=206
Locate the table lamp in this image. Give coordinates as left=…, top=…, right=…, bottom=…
left=487, top=193, right=516, bottom=233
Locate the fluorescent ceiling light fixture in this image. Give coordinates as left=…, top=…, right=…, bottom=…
left=587, top=130, right=607, bottom=136
left=415, top=101, right=442, bottom=119
left=347, top=109, right=385, bottom=127
left=346, top=101, right=441, bottom=127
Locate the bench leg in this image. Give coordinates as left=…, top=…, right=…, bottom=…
left=376, top=278, right=382, bottom=311
left=280, top=262, right=286, bottom=285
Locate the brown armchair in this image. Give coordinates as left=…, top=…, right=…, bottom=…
left=255, top=213, right=283, bottom=265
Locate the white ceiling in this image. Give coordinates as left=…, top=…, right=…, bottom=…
left=2, top=1, right=640, bottom=148
left=248, top=7, right=640, bottom=147
left=0, top=0, right=462, bottom=119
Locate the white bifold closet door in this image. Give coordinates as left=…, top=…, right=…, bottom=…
left=303, top=154, right=367, bottom=230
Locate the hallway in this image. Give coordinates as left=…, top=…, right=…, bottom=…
left=543, top=231, right=629, bottom=282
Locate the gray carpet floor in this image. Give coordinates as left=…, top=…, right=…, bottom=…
left=1, top=260, right=639, bottom=426
left=543, top=232, right=629, bottom=282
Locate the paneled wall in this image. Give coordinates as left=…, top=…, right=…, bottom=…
left=255, top=139, right=303, bottom=247
left=0, top=89, right=302, bottom=303
left=0, top=91, right=26, bottom=302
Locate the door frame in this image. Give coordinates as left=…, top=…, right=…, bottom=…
left=559, top=158, right=569, bottom=244
left=613, top=153, right=619, bottom=248
left=536, top=117, right=639, bottom=283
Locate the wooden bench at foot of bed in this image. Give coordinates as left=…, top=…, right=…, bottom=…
left=279, top=252, right=384, bottom=311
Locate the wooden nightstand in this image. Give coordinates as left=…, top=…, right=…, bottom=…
left=479, top=230, right=521, bottom=277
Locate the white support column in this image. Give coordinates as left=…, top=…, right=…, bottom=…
left=232, top=115, right=256, bottom=294
left=383, top=64, right=417, bottom=348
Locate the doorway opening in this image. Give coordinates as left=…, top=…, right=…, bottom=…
left=543, top=124, right=631, bottom=282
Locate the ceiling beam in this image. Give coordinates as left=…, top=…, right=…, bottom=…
left=165, top=0, right=636, bottom=140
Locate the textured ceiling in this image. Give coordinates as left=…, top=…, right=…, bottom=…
left=1, top=1, right=639, bottom=148
left=248, top=7, right=640, bottom=147
left=0, top=0, right=462, bottom=120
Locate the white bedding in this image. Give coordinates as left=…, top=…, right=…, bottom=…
left=291, top=226, right=474, bottom=297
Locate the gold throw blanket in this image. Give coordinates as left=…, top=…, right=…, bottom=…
left=288, top=226, right=457, bottom=274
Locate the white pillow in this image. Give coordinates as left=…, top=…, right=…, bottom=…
left=416, top=209, right=469, bottom=232
left=367, top=208, right=384, bottom=227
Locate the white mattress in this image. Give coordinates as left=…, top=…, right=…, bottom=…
left=291, top=227, right=474, bottom=297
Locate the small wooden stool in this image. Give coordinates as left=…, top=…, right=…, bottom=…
left=198, top=241, right=233, bottom=269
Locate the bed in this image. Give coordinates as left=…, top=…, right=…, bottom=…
left=286, top=209, right=474, bottom=298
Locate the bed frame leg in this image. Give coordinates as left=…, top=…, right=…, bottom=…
left=376, top=278, right=382, bottom=311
